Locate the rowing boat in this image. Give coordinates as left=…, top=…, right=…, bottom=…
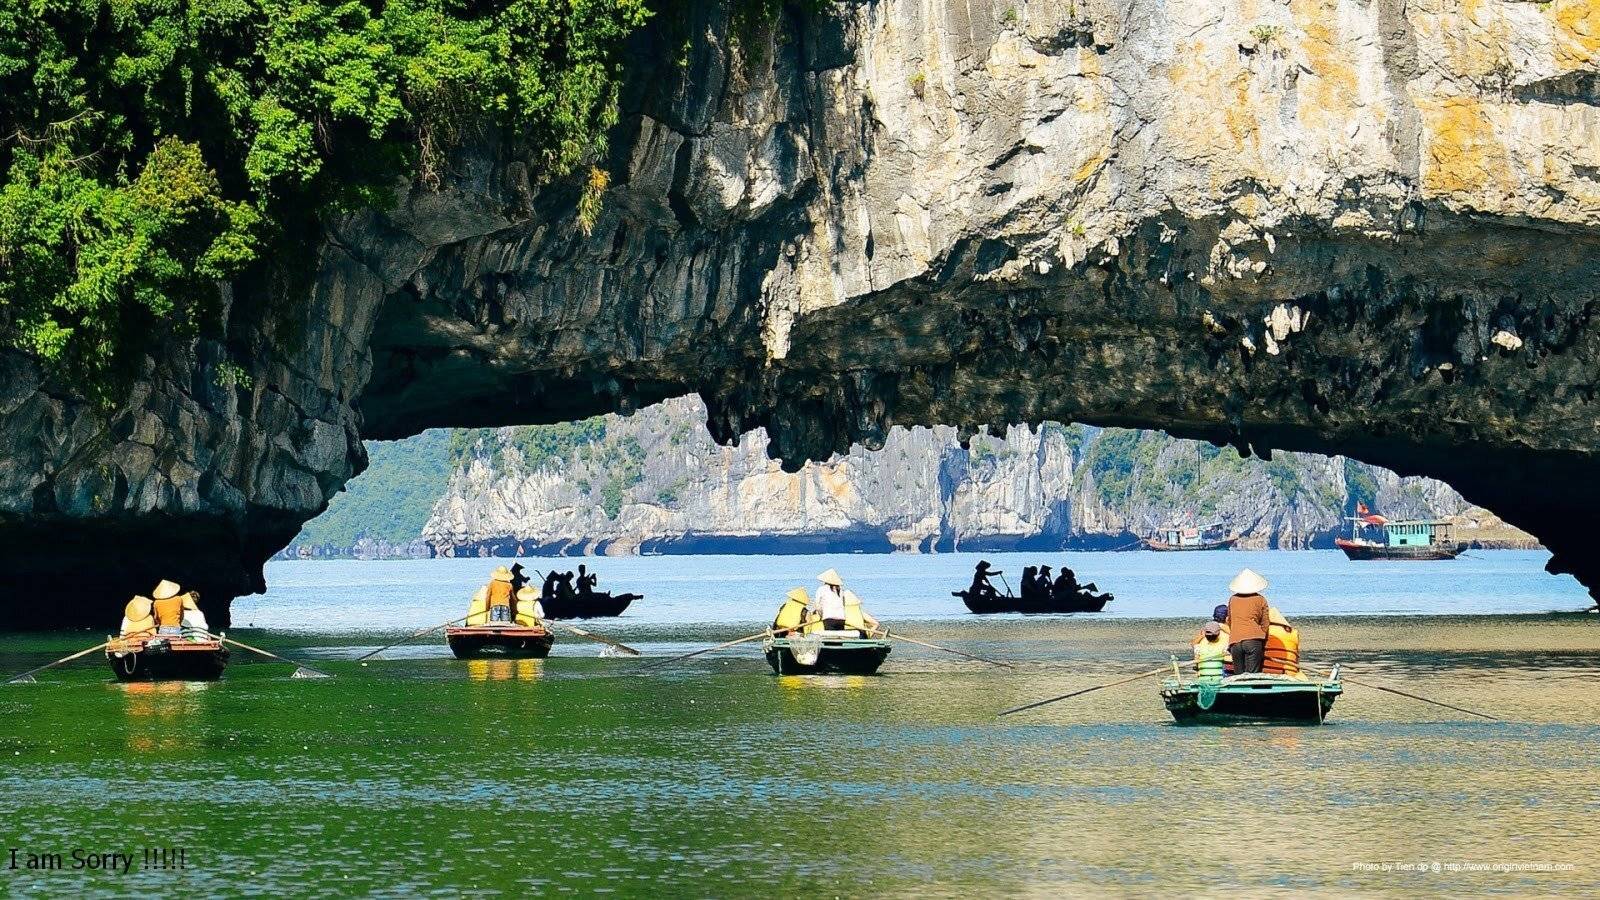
left=541, top=591, right=641, bottom=619
left=444, top=624, right=554, bottom=659
left=106, top=635, right=229, bottom=681
left=763, top=632, right=891, bottom=675
left=953, top=589, right=1111, bottom=614
left=1159, top=673, right=1342, bottom=725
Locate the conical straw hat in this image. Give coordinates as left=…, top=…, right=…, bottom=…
left=816, top=568, right=843, bottom=587
left=125, top=596, right=152, bottom=619
left=152, top=580, right=181, bottom=600
left=1228, top=569, right=1268, bottom=595
left=490, top=566, right=513, bottom=583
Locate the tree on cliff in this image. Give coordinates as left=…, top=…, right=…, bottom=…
left=0, top=0, right=650, bottom=399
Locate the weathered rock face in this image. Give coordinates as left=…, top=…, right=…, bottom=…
left=1, top=0, right=1598, bottom=625
left=420, top=396, right=1482, bottom=556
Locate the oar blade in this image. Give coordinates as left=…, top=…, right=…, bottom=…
left=291, top=667, right=331, bottom=679
left=7, top=674, right=37, bottom=685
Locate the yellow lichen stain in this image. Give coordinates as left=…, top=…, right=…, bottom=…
left=1290, top=0, right=1359, bottom=131
left=1417, top=96, right=1508, bottom=200
left=1073, top=151, right=1106, bottom=182
left=1553, top=0, right=1600, bottom=68
left=1163, top=40, right=1255, bottom=163
left=1223, top=70, right=1260, bottom=151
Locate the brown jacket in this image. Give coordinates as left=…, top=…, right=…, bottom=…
left=1226, top=593, right=1270, bottom=644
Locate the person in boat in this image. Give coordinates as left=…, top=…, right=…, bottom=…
left=1192, top=622, right=1229, bottom=681
left=150, top=580, right=186, bottom=636
left=809, top=569, right=851, bottom=630
left=1037, top=566, right=1054, bottom=600
left=1051, top=567, right=1079, bottom=600
left=180, top=592, right=210, bottom=637
left=773, top=588, right=816, bottom=635
left=541, top=570, right=560, bottom=605
left=969, top=561, right=1003, bottom=599
left=555, top=571, right=578, bottom=603
left=510, top=563, right=530, bottom=598
left=1019, top=566, right=1041, bottom=602
left=119, top=595, right=156, bottom=638
left=468, top=566, right=517, bottom=625
left=1263, top=606, right=1303, bottom=678
left=514, top=587, right=545, bottom=627
left=576, top=564, right=597, bottom=598
left=1224, top=569, right=1271, bottom=674
left=1192, top=604, right=1233, bottom=675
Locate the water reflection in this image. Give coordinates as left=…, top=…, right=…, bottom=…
left=118, top=680, right=211, bottom=753
left=464, top=658, right=543, bottom=682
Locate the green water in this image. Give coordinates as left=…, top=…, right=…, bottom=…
left=2, top=617, right=1599, bottom=896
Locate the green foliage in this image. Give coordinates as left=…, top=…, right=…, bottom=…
left=1248, top=24, right=1284, bottom=45
left=1081, top=428, right=1164, bottom=506
left=292, top=429, right=454, bottom=546
left=0, top=0, right=651, bottom=395
left=999, top=6, right=1018, bottom=26
left=511, top=417, right=607, bottom=471
left=1344, top=456, right=1379, bottom=513
left=599, top=434, right=645, bottom=518
left=1262, top=456, right=1302, bottom=499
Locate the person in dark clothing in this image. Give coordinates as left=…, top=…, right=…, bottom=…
left=1052, top=567, right=1078, bottom=599
left=970, top=561, right=1002, bottom=599
left=541, top=570, right=560, bottom=604
left=1020, top=566, right=1040, bottom=602
left=510, top=564, right=530, bottom=597
left=556, top=571, right=577, bottom=602
left=1038, top=566, right=1054, bottom=598
left=577, top=564, right=597, bottom=598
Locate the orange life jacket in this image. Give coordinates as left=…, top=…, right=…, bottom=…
left=1264, top=624, right=1301, bottom=675
left=152, top=596, right=184, bottom=628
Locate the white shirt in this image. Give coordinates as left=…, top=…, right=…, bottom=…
left=182, top=608, right=210, bottom=632
left=813, top=584, right=847, bottom=621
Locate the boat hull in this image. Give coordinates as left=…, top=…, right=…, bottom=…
left=1143, top=537, right=1239, bottom=552
left=1335, top=539, right=1461, bottom=561
left=541, top=592, right=640, bottom=619
left=106, top=638, right=229, bottom=682
left=763, top=636, right=891, bottom=675
left=1161, top=675, right=1341, bottom=725
left=954, top=590, right=1110, bottom=614
left=445, top=626, right=555, bottom=659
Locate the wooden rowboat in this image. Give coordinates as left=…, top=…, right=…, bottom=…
left=953, top=589, right=1111, bottom=614
left=1334, top=538, right=1462, bottom=561
left=106, top=635, right=229, bottom=682
left=541, top=591, right=641, bottom=619
left=1160, top=673, right=1342, bottom=725
left=763, top=633, right=891, bottom=675
left=444, top=624, right=554, bottom=659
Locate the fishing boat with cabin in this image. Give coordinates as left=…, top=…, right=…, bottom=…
left=1336, top=503, right=1461, bottom=560
left=1159, top=668, right=1344, bottom=725
left=1142, top=521, right=1239, bottom=551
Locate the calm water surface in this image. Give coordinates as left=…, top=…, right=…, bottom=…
left=2, top=551, right=1598, bottom=896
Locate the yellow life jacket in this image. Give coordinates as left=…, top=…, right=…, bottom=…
left=774, top=589, right=809, bottom=631
left=843, top=590, right=867, bottom=632
left=466, top=586, right=491, bottom=626
left=1192, top=637, right=1230, bottom=680
left=1264, top=625, right=1302, bottom=677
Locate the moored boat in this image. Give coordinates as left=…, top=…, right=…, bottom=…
left=1142, top=522, right=1238, bottom=551
left=445, top=624, right=555, bottom=659
left=763, top=632, right=891, bottom=675
left=1160, top=673, right=1342, bottom=725
left=953, top=589, right=1111, bottom=614
left=106, top=635, right=229, bottom=681
left=1337, top=504, right=1461, bottom=560
left=541, top=591, right=641, bottom=619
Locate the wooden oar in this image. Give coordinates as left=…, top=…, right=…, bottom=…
left=1304, top=665, right=1499, bottom=722
left=354, top=616, right=471, bottom=664
left=4, top=640, right=112, bottom=684
left=546, top=620, right=640, bottom=656
left=200, top=631, right=333, bottom=679
left=883, top=631, right=1013, bottom=669
left=999, top=660, right=1198, bottom=717
left=641, top=630, right=771, bottom=670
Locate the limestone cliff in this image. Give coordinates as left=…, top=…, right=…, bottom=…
left=418, top=396, right=1484, bottom=555
left=2, top=0, right=1598, bottom=625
